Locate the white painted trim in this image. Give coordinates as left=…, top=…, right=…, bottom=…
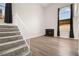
left=26, top=34, right=45, bottom=39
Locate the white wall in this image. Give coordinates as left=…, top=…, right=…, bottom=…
left=45, top=3, right=70, bottom=37
left=12, top=3, right=45, bottom=39
left=77, top=4, right=79, bottom=39
left=73, top=4, right=79, bottom=39
left=12, top=3, right=79, bottom=39
left=45, top=3, right=79, bottom=39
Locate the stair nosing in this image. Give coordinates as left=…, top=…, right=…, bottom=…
left=0, top=35, right=22, bottom=39
left=0, top=24, right=17, bottom=26
left=0, top=31, right=20, bottom=33
left=0, top=28, right=18, bottom=31
left=0, top=27, right=17, bottom=29
left=0, top=44, right=27, bottom=55
left=0, top=39, right=23, bottom=46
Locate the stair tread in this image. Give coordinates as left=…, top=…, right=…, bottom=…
left=0, top=24, right=17, bottom=27
left=0, top=28, right=18, bottom=29
left=0, top=44, right=27, bottom=55
left=21, top=50, right=31, bottom=56
left=0, top=24, right=30, bottom=56
left=0, top=28, right=19, bottom=32
left=0, top=24, right=16, bottom=26
left=0, top=31, right=20, bottom=37
left=0, top=24, right=17, bottom=28
left=0, top=35, right=21, bottom=39
left=0, top=39, right=24, bottom=46
left=18, top=50, right=30, bottom=56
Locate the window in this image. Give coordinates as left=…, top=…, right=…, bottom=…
left=59, top=6, right=71, bottom=20
left=59, top=6, right=71, bottom=38
left=0, top=3, right=5, bottom=23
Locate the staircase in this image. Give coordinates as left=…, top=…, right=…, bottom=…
left=0, top=24, right=31, bottom=56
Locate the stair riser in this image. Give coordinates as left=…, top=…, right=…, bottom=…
left=0, top=36, right=23, bottom=43
left=1, top=46, right=28, bottom=56
left=0, top=32, right=20, bottom=37
left=0, top=40, right=25, bottom=51
left=0, top=28, right=19, bottom=32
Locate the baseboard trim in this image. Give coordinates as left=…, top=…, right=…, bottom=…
left=54, top=36, right=79, bottom=40
left=25, top=34, right=45, bottom=40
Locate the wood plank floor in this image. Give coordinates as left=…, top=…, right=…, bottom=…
left=30, top=36, right=78, bottom=56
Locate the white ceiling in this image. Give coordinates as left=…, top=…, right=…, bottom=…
left=40, top=3, right=54, bottom=7
left=40, top=3, right=71, bottom=8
